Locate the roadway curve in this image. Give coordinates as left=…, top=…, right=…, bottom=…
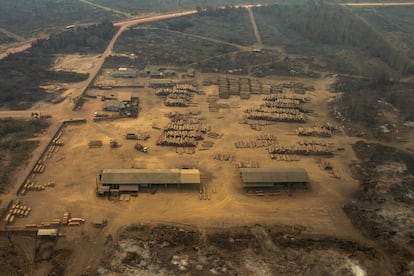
left=0, top=10, right=198, bottom=119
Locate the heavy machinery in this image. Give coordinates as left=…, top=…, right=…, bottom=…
left=135, top=143, right=148, bottom=153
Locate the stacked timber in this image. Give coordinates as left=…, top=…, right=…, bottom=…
left=4, top=202, right=31, bottom=224
left=237, top=160, right=260, bottom=168
left=165, top=93, right=190, bottom=107
left=88, top=140, right=102, bottom=148
left=228, top=78, right=239, bottom=95
left=157, top=115, right=204, bottom=147
left=32, top=162, right=45, bottom=174
left=270, top=85, right=283, bottom=94
left=246, top=112, right=305, bottom=123
left=270, top=154, right=300, bottom=161
left=250, top=79, right=262, bottom=94
left=297, top=139, right=330, bottom=146
left=296, top=127, right=332, bottom=137
left=234, top=139, right=274, bottom=148
left=245, top=107, right=300, bottom=115
left=240, top=78, right=250, bottom=99
left=268, top=144, right=332, bottom=156
left=257, top=134, right=277, bottom=141
left=218, top=78, right=230, bottom=99
left=261, top=101, right=301, bottom=109
left=214, top=153, right=234, bottom=162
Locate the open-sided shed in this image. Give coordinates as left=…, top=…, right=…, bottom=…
left=240, top=167, right=309, bottom=188
left=97, top=169, right=200, bottom=195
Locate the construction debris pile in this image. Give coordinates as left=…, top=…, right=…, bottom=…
left=244, top=94, right=309, bottom=123
left=157, top=114, right=206, bottom=147
left=4, top=201, right=31, bottom=224
left=156, top=84, right=197, bottom=107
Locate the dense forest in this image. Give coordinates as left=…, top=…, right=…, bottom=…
left=254, top=1, right=412, bottom=76
left=0, top=0, right=121, bottom=37
left=0, top=21, right=117, bottom=109
left=0, top=118, right=50, bottom=192
left=33, top=20, right=117, bottom=54
left=332, top=77, right=414, bottom=126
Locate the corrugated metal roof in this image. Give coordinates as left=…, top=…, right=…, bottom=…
left=119, top=184, right=139, bottom=192
left=180, top=169, right=201, bottom=184
left=240, top=168, right=309, bottom=185
left=38, top=229, right=58, bottom=236
left=101, top=169, right=200, bottom=185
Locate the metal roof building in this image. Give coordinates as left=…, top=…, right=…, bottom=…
left=240, top=167, right=309, bottom=188
left=150, top=79, right=174, bottom=88
left=97, top=169, right=200, bottom=195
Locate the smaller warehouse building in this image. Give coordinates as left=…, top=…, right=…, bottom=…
left=103, top=99, right=124, bottom=112
left=150, top=79, right=174, bottom=88
left=240, top=167, right=309, bottom=189
left=97, top=168, right=200, bottom=195
left=112, top=68, right=137, bottom=78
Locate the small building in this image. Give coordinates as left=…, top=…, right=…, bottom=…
left=92, top=215, right=105, bottom=228
left=240, top=167, right=309, bottom=189
left=97, top=168, right=200, bottom=195
left=187, top=68, right=195, bottom=77
left=163, top=70, right=176, bottom=77
left=37, top=228, right=58, bottom=238
left=103, top=99, right=124, bottom=112
left=112, top=68, right=137, bottom=78
left=150, top=79, right=174, bottom=88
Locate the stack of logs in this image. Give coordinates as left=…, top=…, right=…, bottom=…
left=244, top=94, right=309, bottom=123
left=156, top=86, right=196, bottom=107
left=268, top=141, right=332, bottom=156
left=4, top=201, right=31, bottom=224
left=296, top=126, right=332, bottom=137
left=157, top=115, right=206, bottom=147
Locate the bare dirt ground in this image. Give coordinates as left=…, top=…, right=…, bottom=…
left=53, top=54, right=102, bottom=74
left=1, top=71, right=391, bottom=275
left=0, top=8, right=413, bottom=276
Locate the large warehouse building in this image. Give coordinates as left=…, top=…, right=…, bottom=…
left=97, top=168, right=200, bottom=195
left=240, top=167, right=309, bottom=189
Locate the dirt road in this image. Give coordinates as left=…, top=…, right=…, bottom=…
left=247, top=7, right=262, bottom=48
left=79, top=0, right=132, bottom=18
left=344, top=2, right=414, bottom=7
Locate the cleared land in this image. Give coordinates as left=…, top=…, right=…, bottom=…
left=0, top=4, right=413, bottom=276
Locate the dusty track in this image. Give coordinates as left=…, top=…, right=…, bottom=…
left=344, top=2, right=414, bottom=7
left=79, top=0, right=132, bottom=17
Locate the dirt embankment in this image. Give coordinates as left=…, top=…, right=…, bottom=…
left=94, top=224, right=382, bottom=275
left=345, top=141, right=414, bottom=275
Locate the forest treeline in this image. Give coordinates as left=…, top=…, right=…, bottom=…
left=254, top=0, right=412, bottom=75
left=332, top=77, right=414, bottom=126
left=0, top=118, right=50, bottom=192
left=0, top=21, right=117, bottom=109
left=33, top=20, right=117, bottom=54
